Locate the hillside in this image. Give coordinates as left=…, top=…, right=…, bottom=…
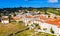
left=0, top=7, right=60, bottom=16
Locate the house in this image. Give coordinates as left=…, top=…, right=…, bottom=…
left=32, top=20, right=59, bottom=36
left=50, top=13, right=56, bottom=19
left=2, top=16, right=9, bottom=24
left=59, top=28, right=60, bottom=35
left=12, top=16, right=22, bottom=23
left=23, top=15, right=33, bottom=26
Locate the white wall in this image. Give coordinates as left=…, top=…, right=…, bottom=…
left=2, top=20, right=9, bottom=24
left=58, top=28, right=60, bottom=34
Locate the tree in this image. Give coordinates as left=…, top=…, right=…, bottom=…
left=8, top=14, right=11, bottom=23
left=0, top=12, right=2, bottom=22
left=54, top=16, right=57, bottom=19
left=44, top=8, right=47, bottom=14
left=50, top=28, right=54, bottom=34
left=14, top=13, right=16, bottom=17
left=33, top=23, right=41, bottom=29
left=48, top=15, right=50, bottom=18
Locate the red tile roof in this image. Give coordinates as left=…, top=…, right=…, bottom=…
left=12, top=16, right=21, bottom=20
left=45, top=18, right=60, bottom=28
left=25, top=15, right=60, bottom=28
left=25, top=16, right=33, bottom=18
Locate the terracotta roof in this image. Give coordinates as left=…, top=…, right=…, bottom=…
left=2, top=16, right=8, bottom=18
left=39, top=15, right=47, bottom=20
left=25, top=15, right=60, bottom=28
left=45, top=18, right=60, bottom=28
left=33, top=16, right=40, bottom=18
left=36, top=20, right=44, bottom=23
left=12, top=16, right=21, bottom=20
left=33, top=15, right=60, bottom=28
left=25, top=16, right=33, bottom=18
left=2, top=16, right=8, bottom=20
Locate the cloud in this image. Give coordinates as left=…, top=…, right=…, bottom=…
left=48, top=0, right=58, bottom=3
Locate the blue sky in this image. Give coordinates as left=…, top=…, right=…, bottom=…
left=0, top=0, right=60, bottom=8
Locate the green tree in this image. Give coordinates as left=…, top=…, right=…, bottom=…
left=0, top=12, right=2, bottom=22
left=8, top=14, right=11, bottom=23
left=44, top=8, right=47, bottom=14
left=54, top=16, right=57, bottom=19
left=50, top=28, right=54, bottom=34
left=48, top=15, right=50, bottom=18
left=14, top=13, right=16, bottom=16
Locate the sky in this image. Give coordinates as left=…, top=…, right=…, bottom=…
left=0, top=0, right=60, bottom=8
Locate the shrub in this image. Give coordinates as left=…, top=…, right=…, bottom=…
left=33, top=23, right=39, bottom=26
left=12, top=20, right=16, bottom=22
left=48, top=15, right=50, bottom=18
left=50, top=28, right=54, bottom=34
left=18, top=21, right=23, bottom=23
left=43, top=28, right=47, bottom=30
left=54, top=16, right=57, bottom=19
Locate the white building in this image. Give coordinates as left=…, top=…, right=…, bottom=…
left=2, top=20, right=9, bottom=24
left=2, top=16, right=9, bottom=24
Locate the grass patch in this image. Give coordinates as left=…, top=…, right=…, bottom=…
left=0, top=22, right=27, bottom=36
left=15, top=29, right=35, bottom=36
left=0, top=22, right=56, bottom=36
left=35, top=32, right=56, bottom=36
left=15, top=29, right=56, bottom=36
